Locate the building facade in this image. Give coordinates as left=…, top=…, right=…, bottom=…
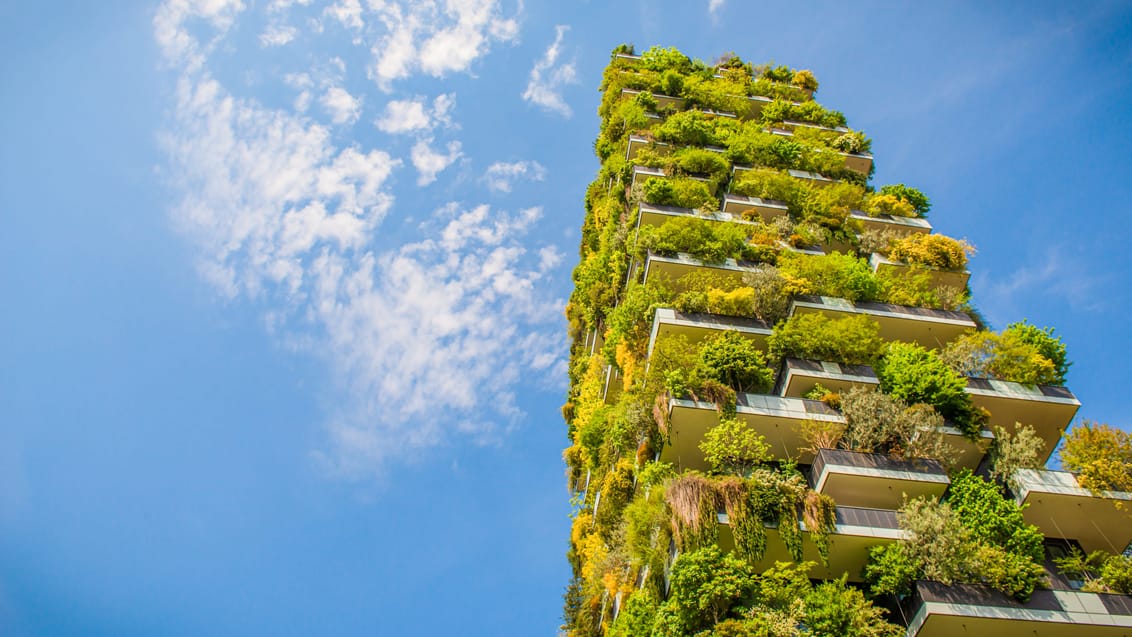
left=562, top=45, right=1132, bottom=637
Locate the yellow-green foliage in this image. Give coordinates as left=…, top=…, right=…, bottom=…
left=1060, top=421, right=1132, bottom=497
left=888, top=233, right=973, bottom=270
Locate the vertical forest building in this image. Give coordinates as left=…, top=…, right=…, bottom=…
left=562, top=45, right=1132, bottom=637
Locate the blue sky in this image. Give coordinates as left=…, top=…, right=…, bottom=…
left=2, top=1, right=1131, bottom=635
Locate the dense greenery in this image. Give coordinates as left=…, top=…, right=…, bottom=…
left=563, top=44, right=1091, bottom=637
left=1059, top=421, right=1132, bottom=497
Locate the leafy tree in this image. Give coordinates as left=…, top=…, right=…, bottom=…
left=767, top=313, right=884, bottom=366
left=948, top=470, right=1045, bottom=564
left=1005, top=320, right=1070, bottom=384
left=875, top=342, right=985, bottom=438
left=887, top=233, right=973, bottom=270
left=655, top=546, right=758, bottom=636
left=804, top=579, right=904, bottom=637
left=838, top=386, right=953, bottom=462
left=1060, top=421, right=1132, bottom=496
left=877, top=184, right=931, bottom=216
left=777, top=251, right=883, bottom=302
left=607, top=588, right=658, bottom=637
left=941, top=328, right=1062, bottom=386
left=699, top=331, right=774, bottom=393
left=700, top=418, right=772, bottom=475
left=988, top=424, right=1044, bottom=491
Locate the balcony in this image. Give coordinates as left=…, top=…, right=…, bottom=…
left=965, top=378, right=1080, bottom=463
left=849, top=209, right=932, bottom=238
left=636, top=202, right=756, bottom=230
left=732, top=164, right=838, bottom=189
left=717, top=505, right=906, bottom=582
left=780, top=119, right=849, bottom=134
left=900, top=580, right=1132, bottom=637
left=646, top=308, right=772, bottom=358
left=662, top=393, right=842, bottom=468
left=776, top=357, right=880, bottom=398
left=642, top=252, right=761, bottom=290
left=812, top=448, right=949, bottom=510
left=789, top=295, right=977, bottom=349
left=869, top=252, right=971, bottom=290
left=621, top=87, right=685, bottom=111
left=720, top=193, right=789, bottom=222
left=1013, top=469, right=1132, bottom=554
left=767, top=127, right=874, bottom=176
left=625, top=136, right=726, bottom=162
left=630, top=165, right=715, bottom=194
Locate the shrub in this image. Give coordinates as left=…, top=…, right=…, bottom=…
left=767, top=313, right=884, bottom=366
left=654, top=109, right=724, bottom=146
left=1059, top=421, right=1132, bottom=496
left=838, top=386, right=953, bottom=462
left=792, top=69, right=818, bottom=91
left=988, top=424, right=1044, bottom=492
left=740, top=266, right=791, bottom=323
left=1054, top=548, right=1132, bottom=595
left=948, top=470, right=1045, bottom=565
left=864, top=193, right=915, bottom=218
left=640, top=176, right=718, bottom=209
left=655, top=545, right=757, bottom=635
left=698, top=331, right=775, bottom=393
left=637, top=216, right=752, bottom=263
left=700, top=417, right=772, bottom=475
left=888, top=233, right=973, bottom=270
left=639, top=46, right=693, bottom=73
left=878, top=184, right=931, bottom=216
left=940, top=328, right=1062, bottom=386
left=777, top=251, right=883, bottom=301
left=1005, top=320, right=1069, bottom=384
left=804, top=579, right=904, bottom=637
left=875, top=342, right=985, bottom=438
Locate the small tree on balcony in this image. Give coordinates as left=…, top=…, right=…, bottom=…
left=1060, top=421, right=1132, bottom=501
left=700, top=417, right=772, bottom=475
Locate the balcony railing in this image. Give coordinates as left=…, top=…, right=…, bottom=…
left=789, top=295, right=976, bottom=349
left=1013, top=469, right=1132, bottom=554
left=849, top=209, right=932, bottom=237
left=812, top=448, right=949, bottom=510
left=647, top=308, right=772, bottom=358
left=720, top=193, right=789, bottom=222
left=899, top=580, right=1132, bottom=637
left=776, top=357, right=880, bottom=398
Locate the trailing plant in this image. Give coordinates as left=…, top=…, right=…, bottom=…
left=1059, top=421, right=1132, bottom=498
left=666, top=473, right=722, bottom=552
left=767, top=313, right=884, bottom=366
left=875, top=342, right=986, bottom=439
left=1054, top=547, right=1132, bottom=595
left=887, top=233, right=973, bottom=270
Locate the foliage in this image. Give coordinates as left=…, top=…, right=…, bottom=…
left=941, top=326, right=1065, bottom=386
left=1055, top=549, right=1132, bottom=595
left=699, top=331, right=775, bottom=393
left=1059, top=421, right=1132, bottom=497
left=804, top=579, right=904, bottom=637
left=863, top=194, right=914, bottom=218
left=700, top=418, right=772, bottom=475
left=875, top=342, right=986, bottom=438
left=654, top=109, right=726, bottom=146
left=988, top=424, right=1044, bottom=492
left=877, top=184, right=930, bottom=217
left=637, top=217, right=757, bottom=263
left=837, top=387, right=953, bottom=462
left=1006, top=320, right=1070, bottom=384
left=640, top=176, right=718, bottom=210
left=887, top=233, right=973, bottom=270
left=607, top=588, right=658, bottom=637
left=639, top=46, right=694, bottom=74
left=655, top=545, right=758, bottom=635
left=948, top=470, right=1045, bottom=565
left=791, top=69, right=818, bottom=91
left=864, top=543, right=921, bottom=597
left=666, top=473, right=722, bottom=552
left=776, top=251, right=883, bottom=302
left=767, top=313, right=884, bottom=366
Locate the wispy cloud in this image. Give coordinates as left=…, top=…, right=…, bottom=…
left=972, top=245, right=1110, bottom=327
left=483, top=160, right=547, bottom=193
left=374, top=93, right=455, bottom=134
left=154, top=0, right=564, bottom=477
left=522, top=25, right=577, bottom=118
left=259, top=24, right=297, bottom=47
left=708, top=0, right=725, bottom=20
left=411, top=138, right=463, bottom=185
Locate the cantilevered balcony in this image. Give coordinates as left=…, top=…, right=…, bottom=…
left=776, top=357, right=880, bottom=398
left=1013, top=469, right=1132, bottom=554
left=621, top=87, right=686, bottom=111
left=732, top=164, right=838, bottom=189
left=869, top=252, right=971, bottom=290
left=636, top=202, right=756, bottom=230
left=720, top=193, right=789, bottom=222
left=646, top=308, right=771, bottom=358
left=625, top=136, right=726, bottom=162
left=965, top=378, right=1080, bottom=463
left=900, top=580, right=1132, bottom=637
left=630, top=165, right=715, bottom=194
left=717, top=505, right=907, bottom=582
left=780, top=119, right=849, bottom=134
left=662, top=393, right=842, bottom=468
left=811, top=448, right=949, bottom=510
left=766, top=127, right=874, bottom=176
left=642, top=252, right=760, bottom=290
left=849, top=209, right=932, bottom=238
left=789, top=295, right=977, bottom=349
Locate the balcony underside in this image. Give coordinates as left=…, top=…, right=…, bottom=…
left=647, top=308, right=771, bottom=358
left=813, top=449, right=949, bottom=510
left=966, top=379, right=1080, bottom=464
left=1015, top=470, right=1132, bottom=554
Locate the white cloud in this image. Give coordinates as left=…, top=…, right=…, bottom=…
left=324, top=0, right=364, bottom=30
left=320, top=86, right=362, bottom=125
left=259, top=24, right=297, bottom=46
left=154, top=0, right=564, bottom=475
left=522, top=25, right=577, bottom=118
left=374, top=93, right=456, bottom=134
left=366, top=0, right=520, bottom=90
left=411, top=138, right=463, bottom=185
left=483, top=160, right=546, bottom=193
left=708, top=0, right=725, bottom=19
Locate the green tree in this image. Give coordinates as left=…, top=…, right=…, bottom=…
left=700, top=418, right=772, bottom=475
left=876, top=342, right=985, bottom=438
left=698, top=331, right=774, bottom=393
